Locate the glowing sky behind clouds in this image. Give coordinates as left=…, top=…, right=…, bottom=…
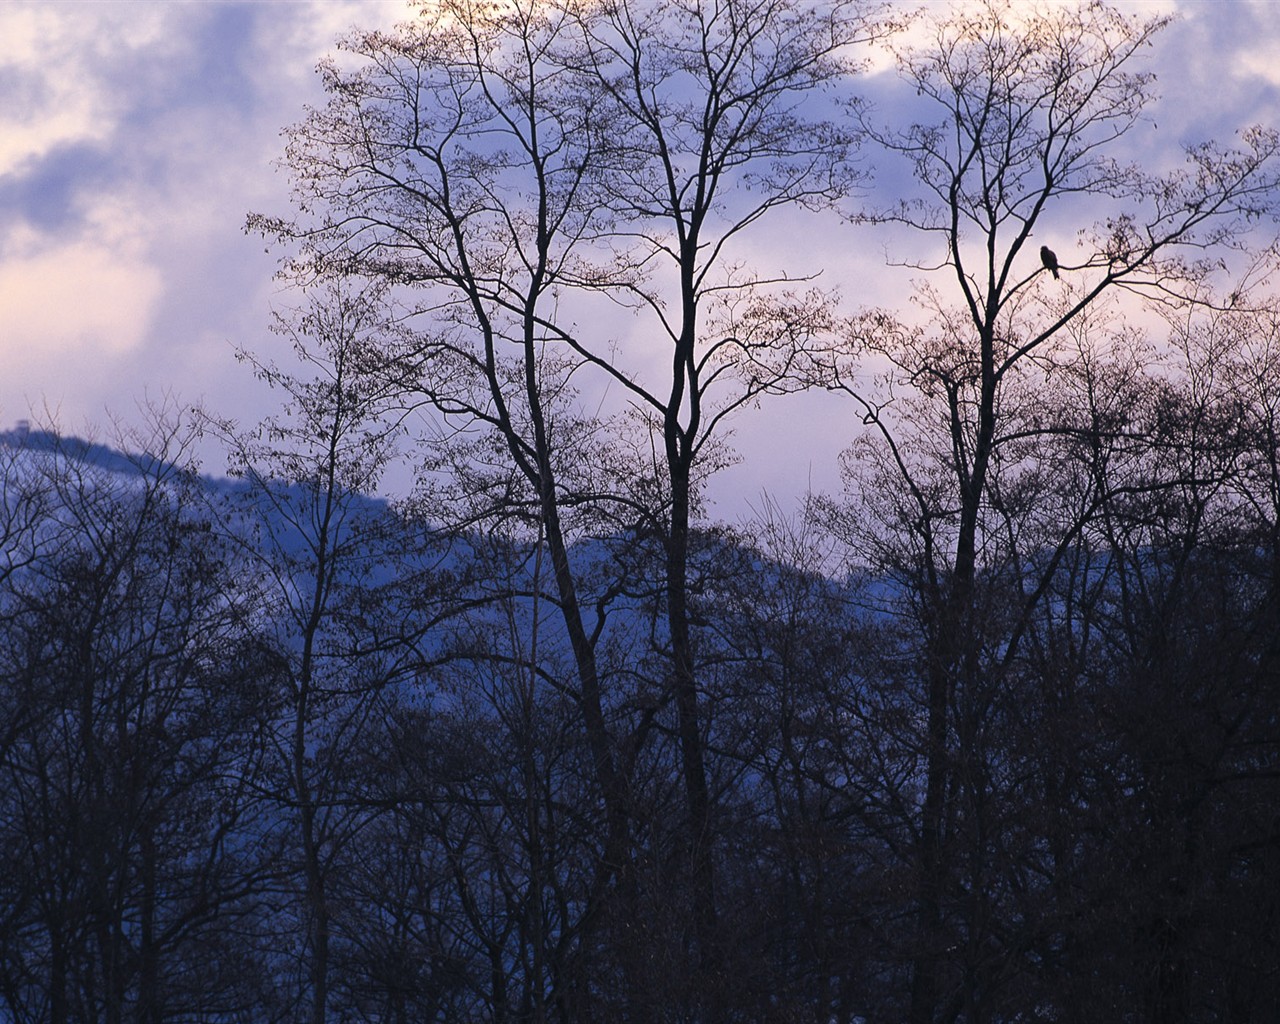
left=0, top=1, right=404, bottom=438
left=2, top=0, right=1279, bottom=512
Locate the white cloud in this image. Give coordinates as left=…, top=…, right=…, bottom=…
left=0, top=241, right=162, bottom=357
left=0, top=188, right=163, bottom=364
left=1235, top=40, right=1280, bottom=88
left=249, top=0, right=408, bottom=89
left=0, top=3, right=402, bottom=430
left=0, top=3, right=179, bottom=177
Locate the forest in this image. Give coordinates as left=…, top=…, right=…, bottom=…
left=2, top=1, right=1280, bottom=1022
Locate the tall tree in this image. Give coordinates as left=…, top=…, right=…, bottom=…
left=251, top=2, right=883, bottom=1013
left=254, top=7, right=637, bottom=967
left=834, top=2, right=1280, bottom=1020
left=206, top=283, right=433, bottom=1024
left=565, top=6, right=876, bottom=983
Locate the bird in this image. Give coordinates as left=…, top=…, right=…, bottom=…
left=1040, top=245, right=1060, bottom=280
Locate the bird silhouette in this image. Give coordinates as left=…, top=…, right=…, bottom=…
left=1040, top=245, right=1060, bottom=279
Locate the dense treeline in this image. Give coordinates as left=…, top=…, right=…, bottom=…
left=4, top=1, right=1280, bottom=1021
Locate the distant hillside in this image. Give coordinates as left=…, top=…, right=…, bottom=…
left=0, top=421, right=178, bottom=479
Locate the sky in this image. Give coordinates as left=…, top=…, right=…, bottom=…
left=3, top=0, right=1280, bottom=517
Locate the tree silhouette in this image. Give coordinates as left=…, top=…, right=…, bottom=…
left=839, top=2, right=1280, bottom=1019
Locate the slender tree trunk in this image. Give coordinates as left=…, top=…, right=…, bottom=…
left=49, top=922, right=69, bottom=1024
left=295, top=666, right=329, bottom=1024
left=297, top=608, right=329, bottom=1024
left=911, top=335, right=997, bottom=1024
left=909, top=648, right=950, bottom=1024
left=297, top=472, right=335, bottom=1024
left=139, top=827, right=160, bottom=1024
left=668, top=471, right=717, bottom=943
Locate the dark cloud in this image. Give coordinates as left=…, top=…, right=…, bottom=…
left=190, top=4, right=260, bottom=110
left=0, top=141, right=115, bottom=234
left=112, top=3, right=261, bottom=124
left=0, top=63, right=48, bottom=113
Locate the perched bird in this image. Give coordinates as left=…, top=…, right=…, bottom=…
left=1040, top=245, right=1060, bottom=280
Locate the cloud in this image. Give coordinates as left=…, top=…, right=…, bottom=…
left=0, top=141, right=117, bottom=233
left=1232, top=1, right=1280, bottom=90
left=0, top=230, right=163, bottom=425
left=0, top=1, right=413, bottom=431
left=3, top=0, right=1275, bottom=514
left=0, top=200, right=163, bottom=359
left=0, top=3, right=176, bottom=178
left=0, top=243, right=161, bottom=352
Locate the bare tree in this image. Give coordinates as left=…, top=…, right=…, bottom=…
left=204, top=283, right=432, bottom=1024
left=832, top=3, right=1280, bottom=1020
left=0, top=416, right=277, bottom=1024
left=562, top=6, right=880, bottom=984
left=253, top=7, right=637, bottom=962
left=251, top=2, right=884, bottom=1013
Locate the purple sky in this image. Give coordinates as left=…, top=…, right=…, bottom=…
left=3, top=1, right=1278, bottom=516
